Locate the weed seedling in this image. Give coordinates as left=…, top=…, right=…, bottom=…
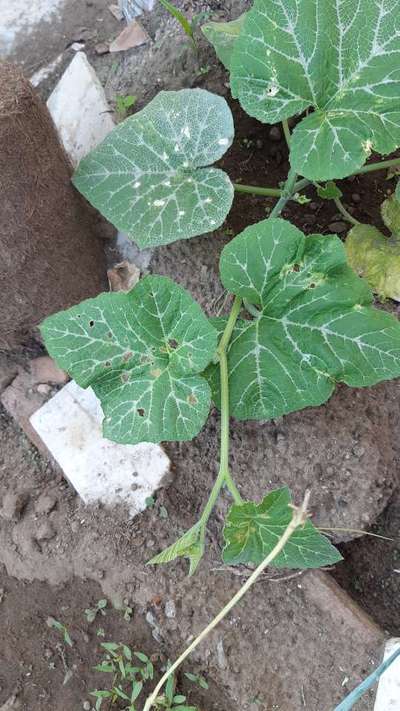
left=115, top=94, right=136, bottom=120
left=85, top=599, right=107, bottom=624
left=184, top=673, right=208, bottom=690
left=46, top=617, right=73, bottom=647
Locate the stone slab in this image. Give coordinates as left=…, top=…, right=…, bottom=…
left=30, top=380, right=171, bottom=516
left=47, top=52, right=115, bottom=166
left=302, top=571, right=385, bottom=648
left=374, top=638, right=400, bottom=711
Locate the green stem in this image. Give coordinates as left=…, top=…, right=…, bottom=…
left=333, top=197, right=360, bottom=226
left=270, top=167, right=298, bottom=218
left=354, top=156, right=400, bottom=175
left=282, top=119, right=291, bottom=147
left=198, top=296, right=243, bottom=543
left=217, top=294, right=242, bottom=353
left=143, top=494, right=311, bottom=711
left=233, top=177, right=310, bottom=200
left=233, top=183, right=282, bottom=197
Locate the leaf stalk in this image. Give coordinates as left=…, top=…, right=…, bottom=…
left=333, top=197, right=360, bottom=226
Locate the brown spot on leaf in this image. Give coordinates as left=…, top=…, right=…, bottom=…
left=150, top=368, right=162, bottom=378
left=137, top=408, right=145, bottom=417
left=187, top=393, right=197, bottom=405
left=121, top=372, right=129, bottom=383
left=168, top=338, right=178, bottom=349
left=123, top=351, right=133, bottom=362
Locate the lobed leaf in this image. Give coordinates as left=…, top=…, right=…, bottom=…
left=202, top=13, right=247, bottom=70
left=73, top=89, right=234, bottom=248
left=345, top=224, right=400, bottom=301
left=223, top=487, right=342, bottom=568
left=230, top=0, right=400, bottom=181
left=206, top=218, right=400, bottom=420
left=41, top=276, right=218, bottom=444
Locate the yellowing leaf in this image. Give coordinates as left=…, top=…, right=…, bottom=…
left=381, top=195, right=400, bottom=235
left=346, top=224, right=400, bottom=302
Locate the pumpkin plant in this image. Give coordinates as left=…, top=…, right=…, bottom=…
left=41, top=1, right=400, bottom=706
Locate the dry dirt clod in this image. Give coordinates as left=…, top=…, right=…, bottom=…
left=268, top=126, right=282, bottom=141
left=30, top=357, right=68, bottom=386
left=328, top=221, right=348, bottom=233
left=95, top=42, right=110, bottom=55
left=34, top=493, right=58, bottom=516
left=1, top=492, right=29, bottom=521
left=35, top=521, right=56, bottom=542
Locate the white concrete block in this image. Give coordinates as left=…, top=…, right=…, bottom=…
left=47, top=52, right=115, bottom=166
left=374, top=638, right=400, bottom=711
left=30, top=381, right=170, bottom=517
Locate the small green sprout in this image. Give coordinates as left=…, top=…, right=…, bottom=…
left=85, top=598, right=107, bottom=623
left=46, top=616, right=73, bottom=647
left=184, top=672, right=208, bottom=690
left=115, top=94, right=136, bottom=119
left=159, top=0, right=195, bottom=47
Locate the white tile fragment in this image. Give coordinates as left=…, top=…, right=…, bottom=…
left=47, top=52, right=115, bottom=166
left=30, top=381, right=170, bottom=517
left=374, top=638, right=400, bottom=711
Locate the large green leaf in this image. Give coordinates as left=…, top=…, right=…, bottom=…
left=206, top=218, right=400, bottom=420
left=41, top=276, right=218, bottom=444
left=73, top=89, right=234, bottom=248
left=230, top=0, right=400, bottom=181
left=346, top=224, right=400, bottom=301
left=202, top=13, right=247, bottom=70
left=223, top=487, right=342, bottom=568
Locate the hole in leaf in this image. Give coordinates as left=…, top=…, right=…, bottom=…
left=292, top=264, right=300, bottom=272
left=309, top=282, right=316, bottom=289
left=105, top=361, right=111, bottom=367
left=137, top=408, right=145, bottom=417
left=89, top=320, right=95, bottom=327
left=107, top=331, right=113, bottom=339
left=121, top=372, right=129, bottom=383
left=168, top=339, right=178, bottom=349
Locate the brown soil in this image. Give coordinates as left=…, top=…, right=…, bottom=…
left=0, top=63, right=107, bottom=349
left=0, top=568, right=225, bottom=711
left=333, top=488, right=400, bottom=636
